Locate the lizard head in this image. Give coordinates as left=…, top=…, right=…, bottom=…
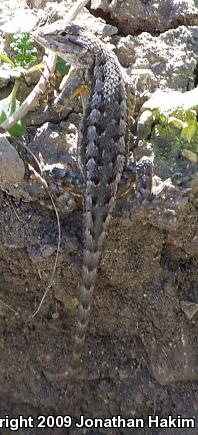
left=33, top=21, right=97, bottom=68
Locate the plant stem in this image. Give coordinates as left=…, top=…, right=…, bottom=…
left=11, top=79, right=20, bottom=101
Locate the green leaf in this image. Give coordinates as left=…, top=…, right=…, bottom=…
left=56, top=58, right=70, bottom=76
left=168, top=116, right=187, bottom=130
left=9, top=116, right=26, bottom=137
left=10, top=32, right=38, bottom=68
left=159, top=112, right=168, bottom=125
left=186, top=108, right=197, bottom=122
left=0, top=88, right=26, bottom=137
left=0, top=53, right=15, bottom=66
left=181, top=120, right=197, bottom=143
left=152, top=109, right=160, bottom=122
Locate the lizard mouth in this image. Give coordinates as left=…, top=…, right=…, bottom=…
left=33, top=31, right=84, bottom=54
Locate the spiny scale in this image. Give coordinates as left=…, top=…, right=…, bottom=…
left=33, top=22, right=128, bottom=385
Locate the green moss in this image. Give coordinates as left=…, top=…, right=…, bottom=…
left=138, top=105, right=198, bottom=160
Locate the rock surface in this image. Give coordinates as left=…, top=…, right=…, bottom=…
left=91, top=0, right=198, bottom=34
left=115, top=26, right=198, bottom=91
left=0, top=134, right=25, bottom=183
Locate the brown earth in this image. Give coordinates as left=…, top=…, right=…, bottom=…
left=0, top=149, right=198, bottom=434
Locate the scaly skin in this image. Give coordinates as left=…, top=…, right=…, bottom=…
left=33, top=21, right=129, bottom=383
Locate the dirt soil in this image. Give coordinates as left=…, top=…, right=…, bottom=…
left=0, top=147, right=198, bottom=434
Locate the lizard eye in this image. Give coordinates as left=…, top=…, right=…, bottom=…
left=59, top=31, right=67, bottom=37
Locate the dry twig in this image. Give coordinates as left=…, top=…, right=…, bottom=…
left=0, top=298, right=19, bottom=316
left=1, top=52, right=57, bottom=130
left=27, top=163, right=61, bottom=318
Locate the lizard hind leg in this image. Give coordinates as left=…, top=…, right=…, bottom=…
left=118, top=156, right=153, bottom=201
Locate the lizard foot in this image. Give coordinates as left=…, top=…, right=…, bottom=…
left=118, top=156, right=153, bottom=201
left=41, top=163, right=85, bottom=212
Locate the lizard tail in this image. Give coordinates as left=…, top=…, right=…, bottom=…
left=69, top=190, right=113, bottom=379
left=68, top=57, right=128, bottom=382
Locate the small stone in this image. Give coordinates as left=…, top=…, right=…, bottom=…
left=137, top=110, right=153, bottom=140
left=52, top=312, right=59, bottom=320
left=180, top=301, right=198, bottom=320
left=0, top=135, right=25, bottom=184
left=118, top=369, right=128, bottom=380
left=181, top=149, right=198, bottom=164
left=0, top=11, right=38, bottom=33
left=67, top=123, right=77, bottom=134
left=178, top=196, right=189, bottom=206
left=41, top=245, right=56, bottom=258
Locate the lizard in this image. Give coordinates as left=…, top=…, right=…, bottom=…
left=32, top=20, right=152, bottom=386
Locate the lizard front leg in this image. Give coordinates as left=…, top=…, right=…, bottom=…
left=53, top=67, right=90, bottom=112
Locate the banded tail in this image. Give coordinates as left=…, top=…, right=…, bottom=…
left=69, top=49, right=128, bottom=379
